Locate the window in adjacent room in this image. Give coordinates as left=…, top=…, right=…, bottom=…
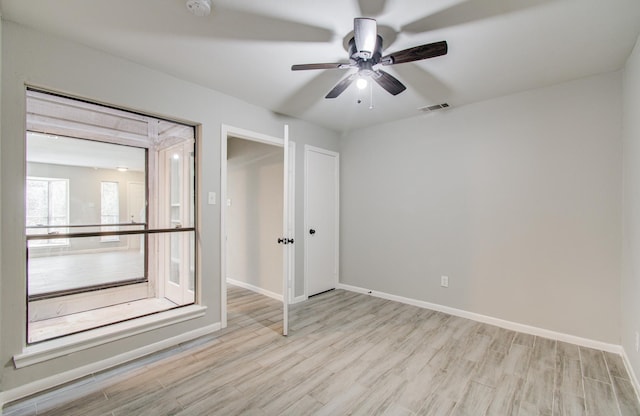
left=26, top=177, right=69, bottom=247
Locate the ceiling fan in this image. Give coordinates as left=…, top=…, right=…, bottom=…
left=291, top=18, right=448, bottom=99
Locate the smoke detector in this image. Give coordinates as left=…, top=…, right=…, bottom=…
left=186, top=0, right=212, bottom=16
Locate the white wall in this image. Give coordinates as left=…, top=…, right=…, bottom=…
left=340, top=71, right=623, bottom=344
left=0, top=21, right=339, bottom=394
left=227, top=137, right=283, bottom=296
left=622, top=34, right=640, bottom=383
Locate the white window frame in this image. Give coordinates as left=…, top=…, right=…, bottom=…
left=24, top=89, right=199, bottom=346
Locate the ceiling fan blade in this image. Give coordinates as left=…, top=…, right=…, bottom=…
left=402, top=0, right=551, bottom=34
left=372, top=70, right=406, bottom=96
left=381, top=41, right=447, bottom=65
left=291, top=63, right=350, bottom=71
left=354, top=18, right=378, bottom=59
left=325, top=73, right=358, bottom=99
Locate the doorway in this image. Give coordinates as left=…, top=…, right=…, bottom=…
left=220, top=125, right=295, bottom=335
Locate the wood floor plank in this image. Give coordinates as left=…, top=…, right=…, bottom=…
left=583, top=378, right=621, bottom=416
left=417, top=393, right=457, bottom=416
left=519, top=364, right=555, bottom=415
left=450, top=380, right=495, bottom=416
left=553, top=393, right=586, bottom=416
left=580, top=346, right=610, bottom=383
left=502, top=343, right=531, bottom=378
left=473, top=349, right=507, bottom=387
left=4, top=285, right=639, bottom=416
left=313, top=382, right=368, bottom=416
left=530, top=337, right=556, bottom=370
left=611, top=376, right=640, bottom=416
left=395, top=365, right=447, bottom=412
left=512, top=332, right=535, bottom=348
left=278, top=394, right=324, bottom=416
left=485, top=374, right=525, bottom=416
left=605, top=351, right=631, bottom=381
left=261, top=368, right=333, bottom=414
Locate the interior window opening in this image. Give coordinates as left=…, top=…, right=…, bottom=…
left=25, top=89, right=197, bottom=344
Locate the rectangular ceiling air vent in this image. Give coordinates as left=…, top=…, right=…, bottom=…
left=418, top=103, right=450, bottom=112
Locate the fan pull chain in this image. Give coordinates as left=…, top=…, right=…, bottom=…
left=369, top=80, right=374, bottom=110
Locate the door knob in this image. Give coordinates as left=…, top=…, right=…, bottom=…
left=309, top=229, right=316, bottom=235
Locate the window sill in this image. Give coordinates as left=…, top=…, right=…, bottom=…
left=13, top=304, right=207, bottom=369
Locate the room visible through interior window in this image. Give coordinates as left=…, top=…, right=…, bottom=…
left=25, top=89, right=197, bottom=343
left=100, top=181, right=120, bottom=242
left=26, top=177, right=69, bottom=247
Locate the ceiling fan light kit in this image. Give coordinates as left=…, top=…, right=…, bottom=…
left=186, top=0, right=212, bottom=17
left=292, top=17, right=447, bottom=100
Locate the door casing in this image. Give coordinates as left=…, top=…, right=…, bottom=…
left=220, top=124, right=295, bottom=333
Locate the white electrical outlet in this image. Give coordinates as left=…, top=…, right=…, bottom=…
left=441, top=276, right=449, bottom=288
left=635, top=331, right=639, bottom=353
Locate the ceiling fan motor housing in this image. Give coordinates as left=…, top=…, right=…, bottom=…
left=353, top=18, right=378, bottom=58
left=348, top=35, right=383, bottom=64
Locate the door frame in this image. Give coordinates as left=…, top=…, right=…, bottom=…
left=220, top=124, right=295, bottom=329
left=304, top=145, right=340, bottom=299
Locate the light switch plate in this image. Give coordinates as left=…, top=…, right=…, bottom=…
left=208, top=192, right=216, bottom=205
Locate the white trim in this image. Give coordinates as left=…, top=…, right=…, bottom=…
left=14, top=305, right=207, bottom=369
left=621, top=348, right=640, bottom=405
left=2, top=322, right=220, bottom=408
left=220, top=124, right=295, bottom=331
left=227, top=278, right=283, bottom=302
left=222, top=124, right=284, bottom=147
left=29, top=282, right=148, bottom=321
left=220, top=127, right=228, bottom=329
left=292, top=295, right=308, bottom=304
left=304, top=145, right=340, bottom=298
left=336, top=283, right=622, bottom=353
left=286, top=140, right=296, bottom=304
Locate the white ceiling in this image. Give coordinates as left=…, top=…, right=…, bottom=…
left=2, top=0, right=639, bottom=133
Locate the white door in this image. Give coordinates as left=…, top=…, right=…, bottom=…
left=161, top=141, right=195, bottom=305
left=282, top=126, right=290, bottom=335
left=305, top=146, right=339, bottom=297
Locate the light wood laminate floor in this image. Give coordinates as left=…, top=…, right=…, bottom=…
left=4, top=285, right=640, bottom=415
left=28, top=250, right=144, bottom=295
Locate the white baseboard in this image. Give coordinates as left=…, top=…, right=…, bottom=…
left=1, top=323, right=221, bottom=408
left=227, top=278, right=283, bottom=302
left=292, top=295, right=307, bottom=304
left=336, top=283, right=622, bottom=354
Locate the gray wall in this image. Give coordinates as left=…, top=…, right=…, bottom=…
left=0, top=10, right=4, bottom=395
left=0, top=21, right=339, bottom=393
left=227, top=137, right=283, bottom=296
left=622, top=34, right=640, bottom=384
left=340, top=71, right=623, bottom=344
